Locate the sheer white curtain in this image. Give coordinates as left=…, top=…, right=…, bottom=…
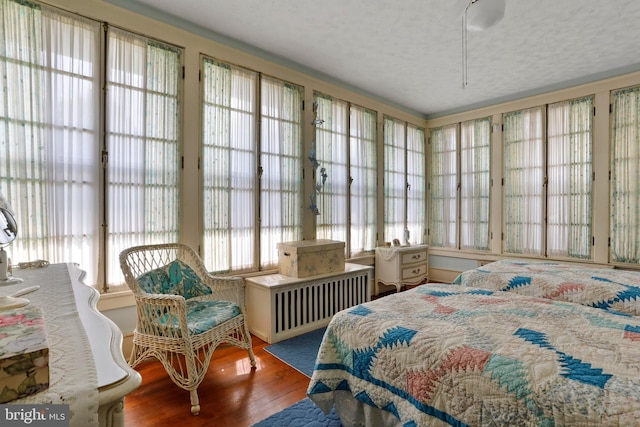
left=547, top=97, right=592, bottom=259
left=349, top=105, right=377, bottom=255
left=429, top=124, right=457, bottom=248
left=503, top=107, right=544, bottom=255
left=0, top=0, right=101, bottom=283
left=383, top=116, right=406, bottom=243
left=202, top=58, right=257, bottom=273
left=106, top=28, right=182, bottom=285
left=460, top=118, right=490, bottom=250
left=610, top=87, right=640, bottom=263
left=260, top=76, right=303, bottom=268
left=406, top=125, right=426, bottom=245
left=315, top=93, right=348, bottom=244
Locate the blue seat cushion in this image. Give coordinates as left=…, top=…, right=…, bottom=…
left=136, top=259, right=212, bottom=300
left=158, top=299, right=241, bottom=336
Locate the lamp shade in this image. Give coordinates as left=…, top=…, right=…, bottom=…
left=466, top=0, right=505, bottom=32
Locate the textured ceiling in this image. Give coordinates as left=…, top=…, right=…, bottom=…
left=112, top=0, right=640, bottom=118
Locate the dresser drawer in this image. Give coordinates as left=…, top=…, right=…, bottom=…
left=402, top=263, right=427, bottom=280
left=401, top=250, right=427, bottom=265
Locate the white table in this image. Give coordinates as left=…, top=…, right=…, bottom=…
left=2, top=263, right=141, bottom=427
left=374, top=244, right=429, bottom=295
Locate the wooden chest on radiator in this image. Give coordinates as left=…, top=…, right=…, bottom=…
left=277, top=239, right=345, bottom=278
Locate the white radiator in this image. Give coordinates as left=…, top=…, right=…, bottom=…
left=246, top=263, right=373, bottom=343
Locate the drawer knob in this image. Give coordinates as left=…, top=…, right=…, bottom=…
left=411, top=254, right=421, bottom=260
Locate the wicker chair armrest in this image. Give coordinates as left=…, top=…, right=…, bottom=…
left=200, top=275, right=246, bottom=308
left=134, top=293, right=190, bottom=338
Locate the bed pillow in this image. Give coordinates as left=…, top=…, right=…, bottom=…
left=136, top=260, right=212, bottom=300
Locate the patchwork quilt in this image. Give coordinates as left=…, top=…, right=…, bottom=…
left=453, top=259, right=640, bottom=317
left=307, top=285, right=640, bottom=427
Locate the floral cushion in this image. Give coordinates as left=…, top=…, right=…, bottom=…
left=136, top=260, right=212, bottom=300
left=158, top=300, right=240, bottom=335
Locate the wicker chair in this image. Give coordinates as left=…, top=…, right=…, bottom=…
left=119, top=243, right=256, bottom=415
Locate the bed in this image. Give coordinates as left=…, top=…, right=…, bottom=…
left=453, top=259, right=640, bottom=317
left=307, top=272, right=640, bottom=426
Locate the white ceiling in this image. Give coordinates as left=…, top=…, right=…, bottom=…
left=113, top=0, right=640, bottom=118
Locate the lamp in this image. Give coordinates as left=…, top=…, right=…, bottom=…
left=0, top=193, right=23, bottom=284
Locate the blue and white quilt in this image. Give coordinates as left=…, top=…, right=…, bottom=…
left=453, top=259, right=640, bottom=317
left=307, top=284, right=640, bottom=426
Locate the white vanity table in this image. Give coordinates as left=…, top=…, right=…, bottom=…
left=2, top=263, right=141, bottom=427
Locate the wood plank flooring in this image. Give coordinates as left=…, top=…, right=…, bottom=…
left=123, top=335, right=309, bottom=427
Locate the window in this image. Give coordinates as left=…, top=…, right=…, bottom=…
left=0, top=0, right=183, bottom=288
left=503, top=107, right=545, bottom=255
left=349, top=105, right=378, bottom=255
left=0, top=0, right=102, bottom=284
left=503, top=97, right=592, bottom=259
left=201, top=58, right=304, bottom=272
left=460, top=118, right=491, bottom=250
left=546, top=98, right=592, bottom=259
left=429, top=118, right=490, bottom=250
left=314, top=93, right=378, bottom=257
left=201, top=58, right=257, bottom=273
left=260, top=76, right=304, bottom=267
left=106, top=28, right=182, bottom=286
left=384, top=116, right=425, bottom=245
left=610, top=87, right=640, bottom=263
left=429, top=124, right=457, bottom=248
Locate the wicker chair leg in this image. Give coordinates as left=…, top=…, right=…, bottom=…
left=189, top=389, right=200, bottom=416
left=243, top=323, right=257, bottom=367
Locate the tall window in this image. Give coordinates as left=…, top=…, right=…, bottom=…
left=315, top=93, right=348, bottom=245
left=106, top=28, right=182, bottom=285
left=611, top=87, right=640, bottom=263
left=430, top=118, right=490, bottom=250
left=201, top=58, right=257, bottom=273
left=547, top=98, right=592, bottom=259
left=315, top=93, right=378, bottom=256
left=503, top=107, right=545, bottom=255
left=503, top=97, right=592, bottom=259
left=384, top=116, right=425, bottom=245
left=406, top=125, right=427, bottom=246
left=260, top=76, right=303, bottom=268
left=349, top=105, right=377, bottom=255
left=0, top=0, right=102, bottom=283
left=201, top=58, right=304, bottom=272
left=429, top=124, right=457, bottom=248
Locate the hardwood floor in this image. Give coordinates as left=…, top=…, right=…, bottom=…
left=123, top=335, right=309, bottom=427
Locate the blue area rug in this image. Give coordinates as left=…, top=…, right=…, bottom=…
left=254, top=327, right=343, bottom=426
left=264, top=327, right=326, bottom=378
left=252, top=397, right=342, bottom=427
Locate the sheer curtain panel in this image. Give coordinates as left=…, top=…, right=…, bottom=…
left=546, top=97, right=592, bottom=259
left=201, top=58, right=257, bottom=273
left=459, top=118, right=491, bottom=251
left=315, top=93, right=348, bottom=245
left=611, top=87, right=640, bottom=263
left=349, top=105, right=377, bottom=255
left=383, top=116, right=407, bottom=243
left=0, top=0, right=101, bottom=284
left=406, top=125, right=426, bottom=245
left=106, top=28, right=182, bottom=286
left=503, top=107, right=544, bottom=255
left=259, top=76, right=303, bottom=268
left=429, top=124, right=457, bottom=248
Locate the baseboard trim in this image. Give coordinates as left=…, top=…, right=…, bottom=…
left=429, top=268, right=461, bottom=284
